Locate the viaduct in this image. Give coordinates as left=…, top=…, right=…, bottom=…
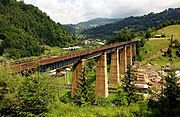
left=12, top=40, right=138, bottom=98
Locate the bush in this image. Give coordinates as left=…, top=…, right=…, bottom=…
left=0, top=67, right=22, bottom=116
left=17, top=75, right=55, bottom=116
left=95, top=97, right=112, bottom=107
left=59, top=91, right=71, bottom=104
left=112, top=88, right=128, bottom=106
left=0, top=68, right=57, bottom=116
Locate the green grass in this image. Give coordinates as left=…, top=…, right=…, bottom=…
left=139, top=25, right=180, bottom=70
left=139, top=40, right=180, bottom=70
left=140, top=39, right=170, bottom=60
left=48, top=101, right=149, bottom=117
left=43, top=45, right=67, bottom=56
left=157, top=25, right=180, bottom=40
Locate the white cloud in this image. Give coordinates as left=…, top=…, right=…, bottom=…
left=19, top=0, right=180, bottom=24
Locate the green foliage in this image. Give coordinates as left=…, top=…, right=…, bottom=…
left=17, top=75, right=56, bottom=116
left=122, top=64, right=139, bottom=105
left=148, top=71, right=180, bottom=117
left=163, top=72, right=180, bottom=107
left=84, top=58, right=97, bottom=76
left=166, top=47, right=173, bottom=57
left=0, top=67, right=22, bottom=116
left=174, top=39, right=180, bottom=57
left=157, top=25, right=180, bottom=40
left=164, top=37, right=180, bottom=59
left=145, top=28, right=154, bottom=39
left=49, top=100, right=152, bottom=117
left=135, top=41, right=143, bottom=61
left=65, top=18, right=120, bottom=34
left=156, top=19, right=180, bottom=30
left=138, top=37, right=177, bottom=68
left=0, top=26, right=44, bottom=59
left=107, top=29, right=135, bottom=44
left=0, top=66, right=57, bottom=116
left=140, top=37, right=146, bottom=47
left=59, top=91, right=72, bottom=104
left=82, top=8, right=180, bottom=38
left=0, top=0, right=77, bottom=58
left=112, top=87, right=128, bottom=106
left=73, top=65, right=96, bottom=107
left=0, top=62, right=156, bottom=117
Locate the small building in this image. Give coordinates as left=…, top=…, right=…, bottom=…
left=96, top=42, right=105, bottom=45
left=84, top=38, right=94, bottom=44
left=63, top=46, right=81, bottom=50
left=155, top=35, right=162, bottom=38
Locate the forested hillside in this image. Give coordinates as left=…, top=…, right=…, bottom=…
left=64, top=18, right=121, bottom=34
left=0, top=0, right=76, bottom=58
left=82, top=8, right=180, bottom=38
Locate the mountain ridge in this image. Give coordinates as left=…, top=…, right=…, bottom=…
left=82, top=8, right=180, bottom=38
left=64, top=18, right=121, bottom=33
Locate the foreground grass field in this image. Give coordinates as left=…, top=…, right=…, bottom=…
left=48, top=101, right=150, bottom=117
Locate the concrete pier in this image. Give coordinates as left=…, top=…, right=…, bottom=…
left=96, top=52, right=108, bottom=98
left=110, top=49, right=119, bottom=85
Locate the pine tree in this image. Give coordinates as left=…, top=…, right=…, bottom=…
left=163, top=71, right=180, bottom=116
left=17, top=74, right=56, bottom=116
left=122, top=64, right=138, bottom=106
left=73, top=65, right=96, bottom=107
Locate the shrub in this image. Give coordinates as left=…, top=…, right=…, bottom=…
left=112, top=88, right=128, bottom=106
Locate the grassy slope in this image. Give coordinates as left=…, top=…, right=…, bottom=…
left=157, top=25, right=180, bottom=40
left=139, top=25, right=180, bottom=70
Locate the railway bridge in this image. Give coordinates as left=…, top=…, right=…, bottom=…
left=12, top=40, right=138, bottom=98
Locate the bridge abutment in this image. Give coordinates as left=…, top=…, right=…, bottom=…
left=96, top=52, right=108, bottom=98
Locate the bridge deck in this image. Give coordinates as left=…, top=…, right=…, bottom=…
left=12, top=40, right=138, bottom=73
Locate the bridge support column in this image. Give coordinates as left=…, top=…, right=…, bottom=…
left=127, top=45, right=132, bottom=65
left=71, top=59, right=86, bottom=97
left=96, top=52, right=108, bottom=98
left=119, top=47, right=127, bottom=74
left=110, top=49, right=119, bottom=85
left=132, top=44, right=136, bottom=61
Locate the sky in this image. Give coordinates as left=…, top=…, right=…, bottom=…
left=18, top=0, right=180, bottom=24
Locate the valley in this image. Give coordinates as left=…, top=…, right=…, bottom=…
left=0, top=0, right=179, bottom=117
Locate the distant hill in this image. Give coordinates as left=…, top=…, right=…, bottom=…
left=82, top=8, right=180, bottom=38
left=157, top=25, right=180, bottom=40
left=64, top=18, right=121, bottom=33
left=139, top=25, right=180, bottom=69
left=0, top=0, right=75, bottom=58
